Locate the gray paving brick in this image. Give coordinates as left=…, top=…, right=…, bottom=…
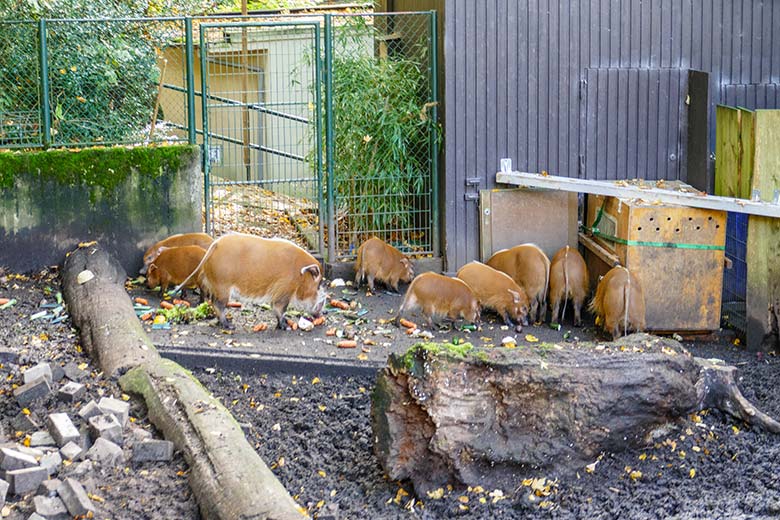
left=86, top=438, right=124, bottom=467
left=39, top=451, right=62, bottom=476
left=59, top=442, right=82, bottom=462
left=0, top=447, right=39, bottom=471
left=46, top=414, right=80, bottom=447
left=6, top=466, right=47, bottom=495
left=56, top=478, right=94, bottom=517
left=97, top=397, right=130, bottom=427
left=23, top=363, right=52, bottom=385
left=0, top=479, right=8, bottom=509
left=77, top=401, right=101, bottom=421
left=49, top=363, right=65, bottom=383
left=37, top=478, right=61, bottom=497
left=132, top=439, right=174, bottom=463
left=56, top=382, right=85, bottom=403
left=14, top=378, right=51, bottom=407
left=29, top=431, right=56, bottom=448
left=33, top=495, right=69, bottom=520
left=11, top=412, right=40, bottom=433
left=87, top=414, right=123, bottom=446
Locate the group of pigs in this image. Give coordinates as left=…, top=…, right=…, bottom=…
left=140, top=232, right=645, bottom=339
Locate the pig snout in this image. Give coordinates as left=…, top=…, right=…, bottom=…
left=308, top=286, right=327, bottom=317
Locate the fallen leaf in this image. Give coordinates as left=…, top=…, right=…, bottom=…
left=525, top=334, right=539, bottom=343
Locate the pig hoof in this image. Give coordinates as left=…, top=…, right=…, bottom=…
left=515, top=324, right=524, bottom=333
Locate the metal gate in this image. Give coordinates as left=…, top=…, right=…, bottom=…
left=200, top=21, right=323, bottom=254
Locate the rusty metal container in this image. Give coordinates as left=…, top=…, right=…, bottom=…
left=582, top=190, right=726, bottom=333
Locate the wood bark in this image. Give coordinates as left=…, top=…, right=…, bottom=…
left=61, top=243, right=159, bottom=376
left=372, top=334, right=780, bottom=495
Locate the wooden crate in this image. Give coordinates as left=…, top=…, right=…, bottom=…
left=582, top=190, right=726, bottom=333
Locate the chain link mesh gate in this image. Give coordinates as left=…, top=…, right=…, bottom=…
left=324, top=12, right=439, bottom=261
left=200, top=21, right=324, bottom=255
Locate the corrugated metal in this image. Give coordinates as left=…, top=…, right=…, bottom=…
left=441, top=0, right=780, bottom=270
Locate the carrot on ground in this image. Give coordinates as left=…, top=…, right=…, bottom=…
left=134, top=297, right=149, bottom=306
left=159, top=301, right=174, bottom=310
left=329, top=299, right=350, bottom=310
left=337, top=340, right=357, bottom=349
left=399, top=318, right=416, bottom=329
left=253, top=323, right=268, bottom=332
left=312, top=316, right=326, bottom=326
left=227, top=302, right=242, bottom=308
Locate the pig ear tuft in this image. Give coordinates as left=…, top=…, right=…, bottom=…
left=300, top=264, right=321, bottom=279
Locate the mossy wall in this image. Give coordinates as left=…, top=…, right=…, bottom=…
left=0, top=145, right=202, bottom=274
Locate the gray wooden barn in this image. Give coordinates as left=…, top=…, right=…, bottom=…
left=382, top=0, right=780, bottom=272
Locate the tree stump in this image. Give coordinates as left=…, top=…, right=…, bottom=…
left=371, top=334, right=780, bottom=495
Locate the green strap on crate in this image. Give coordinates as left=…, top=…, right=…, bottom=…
left=587, top=199, right=725, bottom=251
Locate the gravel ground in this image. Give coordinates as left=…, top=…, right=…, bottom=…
left=194, top=338, right=780, bottom=520
left=0, top=268, right=199, bottom=520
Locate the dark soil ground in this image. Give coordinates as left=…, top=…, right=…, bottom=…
left=0, top=268, right=199, bottom=520
left=129, top=277, right=780, bottom=519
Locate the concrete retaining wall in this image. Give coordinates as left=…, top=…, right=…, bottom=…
left=0, top=145, right=201, bottom=274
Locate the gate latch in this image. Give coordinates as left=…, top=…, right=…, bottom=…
left=464, top=177, right=481, bottom=201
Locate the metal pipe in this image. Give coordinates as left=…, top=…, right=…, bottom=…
left=38, top=19, right=51, bottom=148
left=314, top=23, right=325, bottom=256
left=324, top=14, right=336, bottom=263
left=429, top=10, right=440, bottom=258
left=200, top=28, right=211, bottom=233
left=184, top=18, right=197, bottom=145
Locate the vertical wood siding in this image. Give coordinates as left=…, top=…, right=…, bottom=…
left=443, top=0, right=780, bottom=270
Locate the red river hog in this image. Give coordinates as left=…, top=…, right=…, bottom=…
left=548, top=245, right=590, bottom=326
left=354, top=237, right=414, bottom=292
left=141, top=232, right=213, bottom=274
left=146, top=245, right=207, bottom=298
left=397, top=272, right=480, bottom=328
left=175, top=234, right=326, bottom=330
left=589, top=265, right=646, bottom=339
left=486, top=243, right=551, bottom=324
left=456, top=261, right=529, bottom=330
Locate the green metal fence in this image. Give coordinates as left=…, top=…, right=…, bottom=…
left=325, top=12, right=439, bottom=260
left=0, top=12, right=438, bottom=261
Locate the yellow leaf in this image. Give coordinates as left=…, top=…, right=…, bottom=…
left=121, top=394, right=130, bottom=401
left=76, top=96, right=87, bottom=103
left=458, top=495, right=469, bottom=503
left=426, top=488, right=444, bottom=500
left=732, top=425, right=740, bottom=435
left=479, top=497, right=487, bottom=504
left=77, top=363, right=88, bottom=370
left=59, top=68, right=66, bottom=74
left=277, top=456, right=285, bottom=467
left=471, top=485, right=484, bottom=493
left=317, top=470, right=327, bottom=477
left=689, top=468, right=696, bottom=478
left=459, top=504, right=469, bottom=511
left=23, top=436, right=30, bottom=447
left=311, top=377, right=321, bottom=384
left=318, top=404, right=327, bottom=412
left=231, top=399, right=238, bottom=405
left=394, top=487, right=409, bottom=504
left=525, top=334, right=539, bottom=343
left=638, top=453, right=647, bottom=461
left=316, top=500, right=324, bottom=509
left=70, top=65, right=77, bottom=71
left=273, top=391, right=282, bottom=398
left=629, top=470, right=642, bottom=481
left=357, top=353, right=368, bottom=361
left=358, top=387, right=366, bottom=393
left=21, top=408, right=30, bottom=416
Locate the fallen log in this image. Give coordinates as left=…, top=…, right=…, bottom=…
left=62, top=242, right=159, bottom=376
left=371, top=334, right=780, bottom=495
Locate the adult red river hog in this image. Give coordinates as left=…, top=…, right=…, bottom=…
left=486, top=243, right=550, bottom=324
left=590, top=265, right=646, bottom=339
left=397, top=272, right=480, bottom=328
left=140, top=232, right=213, bottom=274
left=354, top=237, right=414, bottom=292
left=548, top=245, right=590, bottom=326
left=175, top=234, right=326, bottom=330
left=456, top=261, right=529, bottom=331
left=146, top=245, right=207, bottom=298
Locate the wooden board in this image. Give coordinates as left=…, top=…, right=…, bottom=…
left=746, top=110, right=780, bottom=350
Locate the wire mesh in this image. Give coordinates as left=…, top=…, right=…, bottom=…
left=328, top=12, right=438, bottom=259
left=723, top=211, right=748, bottom=334
left=0, top=21, right=43, bottom=147
left=200, top=22, right=322, bottom=253
left=44, top=18, right=189, bottom=146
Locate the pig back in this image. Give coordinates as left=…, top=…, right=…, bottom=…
left=154, top=245, right=207, bottom=286
left=200, top=235, right=321, bottom=299
left=487, top=245, right=548, bottom=296
left=457, top=262, right=524, bottom=305
left=549, top=246, right=589, bottom=299
left=360, top=238, right=407, bottom=280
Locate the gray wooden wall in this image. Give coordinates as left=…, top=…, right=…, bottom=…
left=440, top=0, right=780, bottom=271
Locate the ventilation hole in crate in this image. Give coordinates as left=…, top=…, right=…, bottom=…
left=708, top=216, right=713, bottom=221
left=688, top=217, right=693, bottom=221
left=716, top=224, right=720, bottom=229
left=667, top=217, right=672, bottom=221
left=655, top=227, right=660, bottom=232
left=649, top=217, right=655, bottom=222
left=696, top=225, right=701, bottom=230
left=675, top=228, right=680, bottom=233
left=637, top=226, right=642, bottom=231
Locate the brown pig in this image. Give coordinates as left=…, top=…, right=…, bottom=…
left=354, top=237, right=414, bottom=292
left=140, top=232, right=213, bottom=275
left=146, top=245, right=207, bottom=298
left=456, top=261, right=529, bottom=330
left=486, top=244, right=550, bottom=324
left=175, top=234, right=326, bottom=330
left=589, top=266, right=646, bottom=339
left=397, top=272, right=480, bottom=328
left=548, top=245, right=590, bottom=326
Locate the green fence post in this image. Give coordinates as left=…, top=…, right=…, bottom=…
left=200, top=28, right=210, bottom=233
left=38, top=19, right=51, bottom=148
left=185, top=18, right=197, bottom=145
left=429, top=10, right=440, bottom=258
left=314, top=23, right=325, bottom=256
left=324, top=14, right=336, bottom=263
